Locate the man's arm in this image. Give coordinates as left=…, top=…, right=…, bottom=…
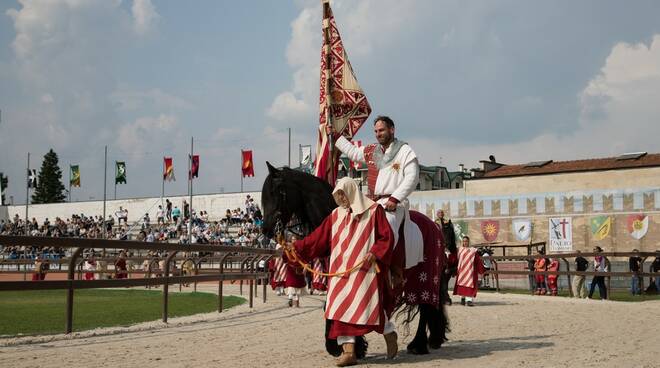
left=390, top=154, right=420, bottom=203
left=334, top=135, right=366, bottom=163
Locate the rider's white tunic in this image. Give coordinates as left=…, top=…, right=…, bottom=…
left=336, top=135, right=424, bottom=268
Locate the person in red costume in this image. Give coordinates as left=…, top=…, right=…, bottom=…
left=547, top=258, right=560, bottom=296
left=284, top=177, right=398, bottom=366
left=533, top=249, right=548, bottom=295
left=453, top=236, right=485, bottom=306
left=284, top=235, right=306, bottom=308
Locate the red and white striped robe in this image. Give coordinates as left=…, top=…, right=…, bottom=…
left=269, top=257, right=287, bottom=290
left=453, top=247, right=485, bottom=298
left=312, top=258, right=327, bottom=291
left=293, top=204, right=394, bottom=338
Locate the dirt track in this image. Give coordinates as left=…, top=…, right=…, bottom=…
left=1, top=284, right=658, bottom=368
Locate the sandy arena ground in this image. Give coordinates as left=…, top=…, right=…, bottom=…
left=1, top=284, right=658, bottom=368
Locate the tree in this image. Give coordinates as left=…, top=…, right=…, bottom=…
left=31, top=149, right=66, bottom=204
left=0, top=173, right=7, bottom=205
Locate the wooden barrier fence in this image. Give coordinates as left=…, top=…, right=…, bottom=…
left=0, top=236, right=279, bottom=334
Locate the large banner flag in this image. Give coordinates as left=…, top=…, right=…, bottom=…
left=0, top=172, right=6, bottom=205
left=188, top=155, right=200, bottom=179
left=314, top=0, right=372, bottom=184
left=512, top=218, right=532, bottom=242
left=300, top=145, right=313, bottom=173
left=115, top=161, right=126, bottom=184
left=70, top=165, right=81, bottom=187
left=590, top=215, right=611, bottom=241
left=627, top=214, right=649, bottom=240
left=242, top=150, right=254, bottom=177
left=549, top=217, right=572, bottom=252
left=27, top=169, right=37, bottom=188
left=163, top=157, right=175, bottom=181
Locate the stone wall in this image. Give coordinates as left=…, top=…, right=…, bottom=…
left=5, top=191, right=261, bottom=223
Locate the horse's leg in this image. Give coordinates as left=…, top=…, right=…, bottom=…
left=428, top=304, right=449, bottom=349
left=406, top=305, right=430, bottom=355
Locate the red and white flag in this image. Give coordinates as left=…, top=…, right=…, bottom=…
left=242, top=150, right=255, bottom=177
left=163, top=157, right=175, bottom=182
left=314, top=0, right=371, bottom=185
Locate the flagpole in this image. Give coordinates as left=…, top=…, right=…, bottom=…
left=102, top=145, right=107, bottom=240
left=24, top=152, right=29, bottom=235
left=114, top=161, right=117, bottom=200
left=68, top=163, right=71, bottom=203
left=161, top=156, right=165, bottom=207
left=240, top=150, right=244, bottom=193
left=188, top=136, right=193, bottom=241
left=288, top=128, right=291, bottom=167
left=322, top=0, right=335, bottom=184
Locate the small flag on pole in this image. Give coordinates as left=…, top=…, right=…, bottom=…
left=314, top=0, right=371, bottom=184
left=115, top=161, right=127, bottom=184
left=242, top=150, right=254, bottom=177
left=163, top=157, right=175, bottom=181
left=189, top=155, right=199, bottom=179
left=70, top=165, right=81, bottom=187
left=27, top=169, right=38, bottom=188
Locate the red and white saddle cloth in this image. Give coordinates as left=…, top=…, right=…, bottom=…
left=456, top=247, right=478, bottom=289
left=325, top=205, right=381, bottom=326
left=273, top=257, right=286, bottom=284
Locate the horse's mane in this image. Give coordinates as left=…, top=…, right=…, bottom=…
left=280, top=167, right=336, bottom=230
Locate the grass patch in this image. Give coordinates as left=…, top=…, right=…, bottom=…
left=0, top=289, right=245, bottom=336
left=481, top=288, right=660, bottom=302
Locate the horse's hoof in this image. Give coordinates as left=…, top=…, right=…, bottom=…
left=406, top=341, right=429, bottom=355
left=428, top=341, right=442, bottom=349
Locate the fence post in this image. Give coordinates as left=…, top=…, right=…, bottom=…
left=561, top=258, right=573, bottom=297
left=493, top=260, right=500, bottom=292
left=162, top=251, right=179, bottom=323
left=218, top=253, right=231, bottom=313
left=66, top=247, right=84, bottom=334
left=263, top=256, right=273, bottom=303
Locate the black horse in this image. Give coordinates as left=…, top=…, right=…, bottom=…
left=262, top=162, right=449, bottom=357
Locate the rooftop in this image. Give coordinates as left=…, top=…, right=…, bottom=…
left=477, top=152, right=660, bottom=178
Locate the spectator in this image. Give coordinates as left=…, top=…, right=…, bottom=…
left=142, top=213, right=151, bottom=229
left=166, top=199, right=173, bottom=222
left=84, top=254, right=97, bottom=280
left=573, top=250, right=589, bottom=298
left=533, top=249, right=548, bottom=295
left=156, top=205, right=165, bottom=225
left=114, top=251, right=128, bottom=279
left=172, top=206, right=181, bottom=224
left=115, top=206, right=128, bottom=225
left=588, top=246, right=608, bottom=300
left=629, top=249, right=642, bottom=296
left=651, top=252, right=660, bottom=293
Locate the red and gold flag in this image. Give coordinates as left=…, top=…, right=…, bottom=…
left=163, top=157, right=175, bottom=181
left=242, top=150, right=254, bottom=177
left=189, top=155, right=199, bottom=179
left=314, top=0, right=371, bottom=184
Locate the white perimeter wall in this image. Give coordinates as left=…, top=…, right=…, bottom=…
left=5, top=191, right=261, bottom=223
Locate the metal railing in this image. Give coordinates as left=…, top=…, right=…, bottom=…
left=0, top=236, right=278, bottom=334
left=485, top=251, right=659, bottom=299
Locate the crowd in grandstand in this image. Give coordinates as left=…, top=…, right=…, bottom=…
left=0, top=195, right=268, bottom=259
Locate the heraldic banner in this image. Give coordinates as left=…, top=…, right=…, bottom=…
left=549, top=217, right=572, bottom=252
left=314, top=0, right=371, bottom=184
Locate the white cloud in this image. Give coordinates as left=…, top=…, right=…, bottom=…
left=111, top=88, right=193, bottom=112
left=132, top=0, right=159, bottom=35
left=413, top=35, right=660, bottom=169
left=267, top=1, right=423, bottom=124
left=117, top=114, right=178, bottom=156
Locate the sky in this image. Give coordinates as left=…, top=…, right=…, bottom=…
left=0, top=0, right=659, bottom=204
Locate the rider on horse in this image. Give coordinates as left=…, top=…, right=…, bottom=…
left=330, top=115, right=424, bottom=270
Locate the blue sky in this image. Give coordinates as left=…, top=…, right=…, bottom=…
left=1, top=0, right=659, bottom=204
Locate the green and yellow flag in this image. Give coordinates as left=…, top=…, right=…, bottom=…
left=591, top=215, right=611, bottom=241
left=115, top=161, right=127, bottom=184
left=70, top=165, right=81, bottom=187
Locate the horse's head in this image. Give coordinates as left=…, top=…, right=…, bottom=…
left=261, top=162, right=303, bottom=239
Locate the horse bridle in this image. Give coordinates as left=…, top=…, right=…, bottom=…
left=273, top=185, right=307, bottom=240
